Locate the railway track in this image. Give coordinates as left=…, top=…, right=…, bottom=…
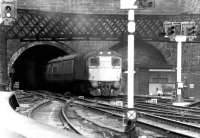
left=15, top=90, right=72, bottom=131
left=67, top=98, right=200, bottom=138
left=28, top=100, right=70, bottom=130
left=15, top=90, right=48, bottom=116
left=15, top=91, right=200, bottom=137
left=135, top=102, right=200, bottom=124
left=62, top=100, right=138, bottom=138
left=89, top=97, right=200, bottom=124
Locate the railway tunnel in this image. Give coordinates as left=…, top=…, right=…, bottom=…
left=10, top=40, right=172, bottom=95
left=10, top=44, right=67, bottom=90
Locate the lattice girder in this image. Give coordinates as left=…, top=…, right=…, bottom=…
left=6, top=9, right=200, bottom=42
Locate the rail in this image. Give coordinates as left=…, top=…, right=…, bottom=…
left=0, top=91, right=86, bottom=138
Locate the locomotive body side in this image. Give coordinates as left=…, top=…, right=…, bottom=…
left=46, top=54, right=77, bottom=82
left=74, top=54, right=89, bottom=80
left=45, top=54, right=78, bottom=92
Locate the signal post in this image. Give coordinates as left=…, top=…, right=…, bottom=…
left=163, top=22, right=196, bottom=103
left=175, top=35, right=186, bottom=102
left=120, top=0, right=155, bottom=131
left=0, top=0, right=17, bottom=91
left=120, top=0, right=137, bottom=130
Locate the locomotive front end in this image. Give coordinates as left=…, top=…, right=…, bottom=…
left=88, top=51, right=122, bottom=96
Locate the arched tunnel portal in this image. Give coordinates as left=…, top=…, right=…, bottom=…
left=111, top=40, right=174, bottom=95
left=9, top=43, right=68, bottom=90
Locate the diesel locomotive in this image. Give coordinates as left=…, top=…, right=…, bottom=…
left=45, top=50, right=122, bottom=96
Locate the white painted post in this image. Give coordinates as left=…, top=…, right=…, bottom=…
left=120, top=0, right=137, bottom=121
left=175, top=35, right=186, bottom=102
left=127, top=10, right=135, bottom=109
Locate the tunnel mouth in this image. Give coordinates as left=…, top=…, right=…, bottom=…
left=11, top=45, right=67, bottom=91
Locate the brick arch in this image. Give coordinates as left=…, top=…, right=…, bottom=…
left=111, top=40, right=168, bottom=68
left=7, top=41, right=75, bottom=75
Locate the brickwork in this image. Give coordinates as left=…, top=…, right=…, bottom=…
left=6, top=40, right=119, bottom=72
left=0, top=28, right=8, bottom=90
left=3, top=0, right=200, bottom=97
left=149, top=41, right=200, bottom=98
left=5, top=38, right=200, bottom=97
left=18, top=0, right=123, bottom=15
left=149, top=41, right=200, bottom=70
left=17, top=0, right=200, bottom=15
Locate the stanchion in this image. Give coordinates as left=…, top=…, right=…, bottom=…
left=175, top=35, right=186, bottom=102
left=120, top=0, right=138, bottom=132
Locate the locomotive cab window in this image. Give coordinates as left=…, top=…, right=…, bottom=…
left=112, top=57, right=121, bottom=66
left=48, top=66, right=51, bottom=73
left=52, top=66, right=57, bottom=73
left=89, top=57, right=99, bottom=66
left=47, top=64, right=53, bottom=73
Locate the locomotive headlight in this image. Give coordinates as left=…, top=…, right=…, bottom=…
left=91, top=81, right=98, bottom=88
left=114, top=81, right=120, bottom=88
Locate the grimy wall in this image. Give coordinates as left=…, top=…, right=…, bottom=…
left=17, top=0, right=200, bottom=15
left=0, top=28, right=7, bottom=90
left=1, top=0, right=200, bottom=97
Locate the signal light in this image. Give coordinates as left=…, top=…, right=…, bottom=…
left=167, top=26, right=175, bottom=36
left=181, top=22, right=196, bottom=37
left=5, top=5, right=12, bottom=18
left=163, top=21, right=197, bottom=41
left=187, top=26, right=196, bottom=36
left=137, top=0, right=155, bottom=8
left=0, top=0, right=17, bottom=25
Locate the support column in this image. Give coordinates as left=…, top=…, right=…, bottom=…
left=127, top=31, right=134, bottom=108
left=127, top=10, right=135, bottom=109
left=0, top=26, right=8, bottom=91
left=175, top=35, right=186, bottom=102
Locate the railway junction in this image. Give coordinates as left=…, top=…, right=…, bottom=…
left=2, top=0, right=200, bottom=138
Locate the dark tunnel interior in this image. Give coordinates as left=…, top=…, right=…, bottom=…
left=12, top=45, right=67, bottom=90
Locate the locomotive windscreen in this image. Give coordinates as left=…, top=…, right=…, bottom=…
left=112, top=57, right=121, bottom=66
left=89, top=57, right=99, bottom=66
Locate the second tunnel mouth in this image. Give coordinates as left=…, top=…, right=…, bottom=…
left=11, top=45, right=67, bottom=91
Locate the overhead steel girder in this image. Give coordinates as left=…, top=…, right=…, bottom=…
left=7, top=9, right=128, bottom=41
left=6, top=9, right=200, bottom=42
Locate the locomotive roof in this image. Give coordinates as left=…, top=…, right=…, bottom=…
left=84, top=50, right=121, bottom=58
left=48, top=50, right=121, bottom=63
left=48, top=54, right=78, bottom=63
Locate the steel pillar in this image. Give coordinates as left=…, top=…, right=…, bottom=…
left=175, top=35, right=186, bottom=102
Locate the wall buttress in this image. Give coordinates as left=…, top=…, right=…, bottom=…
left=0, top=26, right=8, bottom=91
